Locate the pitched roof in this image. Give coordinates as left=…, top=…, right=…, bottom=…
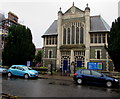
left=90, top=15, right=110, bottom=32
left=42, top=20, right=57, bottom=37
left=42, top=15, right=110, bottom=37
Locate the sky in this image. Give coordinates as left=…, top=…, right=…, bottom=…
left=0, top=0, right=120, bottom=48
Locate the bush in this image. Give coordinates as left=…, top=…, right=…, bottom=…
left=75, top=67, right=86, bottom=71
left=39, top=66, right=48, bottom=69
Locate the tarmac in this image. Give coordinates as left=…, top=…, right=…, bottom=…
left=38, top=73, right=120, bottom=85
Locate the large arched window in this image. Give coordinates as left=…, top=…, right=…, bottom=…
left=72, top=25, right=75, bottom=44
left=76, top=27, right=79, bottom=44
left=67, top=28, right=70, bottom=44
left=80, top=27, right=84, bottom=44
left=63, top=28, right=66, bottom=44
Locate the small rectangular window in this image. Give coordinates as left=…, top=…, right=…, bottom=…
left=90, top=34, right=93, bottom=43
left=102, top=34, right=106, bottom=43
left=94, top=34, right=97, bottom=43
left=98, top=34, right=101, bottom=43
left=49, top=50, right=52, bottom=58
left=97, top=50, right=100, bottom=59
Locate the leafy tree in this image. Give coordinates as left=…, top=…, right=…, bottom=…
left=2, top=24, right=36, bottom=66
left=35, top=50, right=43, bottom=65
left=107, top=17, right=120, bottom=72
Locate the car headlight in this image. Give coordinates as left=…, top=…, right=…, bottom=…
left=29, top=71, right=35, bottom=74
left=115, top=79, right=118, bottom=82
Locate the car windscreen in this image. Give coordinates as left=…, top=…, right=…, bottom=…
left=23, top=66, right=32, bottom=70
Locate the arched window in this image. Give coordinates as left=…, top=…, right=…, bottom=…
left=76, top=27, right=79, bottom=44
left=63, top=28, right=66, bottom=44
left=67, top=28, right=70, bottom=44
left=80, top=27, right=84, bottom=44
left=72, top=25, right=75, bottom=44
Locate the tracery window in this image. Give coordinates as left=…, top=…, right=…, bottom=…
left=80, top=27, right=84, bottom=44
left=72, top=25, right=75, bottom=44
left=63, top=21, right=84, bottom=45
left=67, top=28, right=70, bottom=44
left=63, top=28, right=66, bottom=44
left=76, top=27, right=79, bottom=44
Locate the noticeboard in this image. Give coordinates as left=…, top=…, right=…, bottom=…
left=27, top=61, right=31, bottom=66
left=87, top=62, right=103, bottom=70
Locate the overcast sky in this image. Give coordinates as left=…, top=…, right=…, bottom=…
left=0, top=0, right=120, bottom=48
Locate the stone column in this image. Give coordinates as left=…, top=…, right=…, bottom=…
left=84, top=5, right=90, bottom=68
left=56, top=9, right=63, bottom=70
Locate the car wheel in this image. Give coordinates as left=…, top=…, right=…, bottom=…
left=8, top=72, right=12, bottom=77
left=24, top=74, right=29, bottom=79
left=77, top=78, right=82, bottom=84
left=106, top=81, right=112, bottom=87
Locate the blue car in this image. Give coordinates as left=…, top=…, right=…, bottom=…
left=7, top=65, right=38, bottom=79
left=73, top=69, right=119, bottom=87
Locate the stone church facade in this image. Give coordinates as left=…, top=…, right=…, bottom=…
left=42, top=4, right=113, bottom=72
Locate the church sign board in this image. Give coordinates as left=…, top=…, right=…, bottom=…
left=87, top=62, right=103, bottom=70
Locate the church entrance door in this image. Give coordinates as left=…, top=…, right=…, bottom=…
left=63, top=60, right=68, bottom=71
left=77, top=60, right=82, bottom=67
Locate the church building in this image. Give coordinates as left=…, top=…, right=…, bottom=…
left=42, top=3, right=113, bottom=72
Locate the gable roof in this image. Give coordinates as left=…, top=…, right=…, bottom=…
left=64, top=5, right=84, bottom=14
left=42, top=15, right=110, bottom=37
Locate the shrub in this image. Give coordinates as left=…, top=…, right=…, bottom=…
left=75, top=67, right=86, bottom=71
left=39, top=66, right=48, bottom=69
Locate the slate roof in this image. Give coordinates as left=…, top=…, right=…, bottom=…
left=90, top=15, right=110, bottom=32
left=42, top=20, right=57, bottom=37
left=42, top=15, right=110, bottom=37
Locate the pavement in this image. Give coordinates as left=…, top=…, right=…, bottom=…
left=38, top=73, right=73, bottom=81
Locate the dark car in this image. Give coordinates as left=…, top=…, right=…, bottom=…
left=73, top=69, right=119, bottom=87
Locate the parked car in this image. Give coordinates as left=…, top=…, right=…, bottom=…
left=7, top=65, right=38, bottom=79
left=0, top=67, right=7, bottom=74
left=73, top=69, right=119, bottom=87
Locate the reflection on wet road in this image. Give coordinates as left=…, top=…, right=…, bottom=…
left=1, top=75, right=120, bottom=97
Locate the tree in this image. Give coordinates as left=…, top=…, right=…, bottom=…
left=107, top=17, right=120, bottom=71
left=2, top=24, right=36, bottom=66
left=35, top=50, right=43, bottom=66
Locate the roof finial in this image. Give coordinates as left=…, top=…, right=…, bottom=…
left=73, top=2, right=74, bottom=6
left=60, top=7, right=61, bottom=11
left=86, top=3, right=88, bottom=7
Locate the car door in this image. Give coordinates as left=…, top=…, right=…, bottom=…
left=91, top=70, right=105, bottom=84
left=16, top=67, right=25, bottom=76
left=81, top=70, right=92, bottom=83
left=10, top=66, right=17, bottom=75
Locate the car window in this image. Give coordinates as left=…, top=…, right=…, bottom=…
left=11, top=66, right=16, bottom=69
left=23, top=66, right=32, bottom=70
left=81, top=70, right=91, bottom=75
left=16, top=66, right=23, bottom=70
left=91, top=70, right=102, bottom=77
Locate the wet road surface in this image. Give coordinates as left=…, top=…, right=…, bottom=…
left=1, top=75, right=120, bottom=97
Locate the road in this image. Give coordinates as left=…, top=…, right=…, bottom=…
left=1, top=75, right=120, bottom=97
